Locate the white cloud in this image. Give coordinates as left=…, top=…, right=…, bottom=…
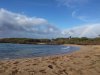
left=72, top=10, right=89, bottom=22
left=62, top=23, right=100, bottom=38
left=0, top=8, right=47, bottom=25
left=72, top=10, right=100, bottom=22
left=56, top=0, right=88, bottom=8
left=0, top=8, right=60, bottom=38
left=56, top=0, right=92, bottom=22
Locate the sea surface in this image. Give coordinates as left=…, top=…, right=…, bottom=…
left=0, top=43, right=80, bottom=60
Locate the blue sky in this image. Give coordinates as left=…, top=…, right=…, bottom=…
left=0, top=0, right=100, bottom=38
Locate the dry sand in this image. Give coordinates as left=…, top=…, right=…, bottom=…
left=0, top=45, right=100, bottom=75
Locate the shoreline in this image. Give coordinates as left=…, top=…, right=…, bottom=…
left=0, top=45, right=100, bottom=75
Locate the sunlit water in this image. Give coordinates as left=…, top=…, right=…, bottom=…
left=0, top=43, right=80, bottom=60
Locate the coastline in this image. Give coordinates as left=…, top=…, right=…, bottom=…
left=0, top=45, right=100, bottom=75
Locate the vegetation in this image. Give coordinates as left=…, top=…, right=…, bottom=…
left=53, top=37, right=100, bottom=45
left=0, top=37, right=100, bottom=45
left=0, top=38, right=51, bottom=44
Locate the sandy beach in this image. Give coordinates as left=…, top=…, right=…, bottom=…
left=0, top=45, right=100, bottom=75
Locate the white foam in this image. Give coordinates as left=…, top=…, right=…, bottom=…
left=62, top=46, right=70, bottom=50
left=61, top=46, right=71, bottom=53
left=4, top=58, right=10, bottom=60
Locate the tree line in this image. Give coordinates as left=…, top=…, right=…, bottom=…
left=0, top=37, right=100, bottom=45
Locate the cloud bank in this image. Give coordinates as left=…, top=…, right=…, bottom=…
left=63, top=24, right=100, bottom=38
left=0, top=8, right=100, bottom=38
left=0, top=8, right=61, bottom=38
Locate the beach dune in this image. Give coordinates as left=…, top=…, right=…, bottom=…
left=0, top=45, right=100, bottom=75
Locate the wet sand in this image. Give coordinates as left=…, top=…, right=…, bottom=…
left=0, top=45, right=100, bottom=75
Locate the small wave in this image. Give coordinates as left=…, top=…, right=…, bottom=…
left=3, top=58, right=10, bottom=60
left=61, top=46, right=71, bottom=53
left=62, top=46, right=70, bottom=50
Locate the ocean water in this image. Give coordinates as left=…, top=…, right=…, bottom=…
left=0, top=43, right=80, bottom=60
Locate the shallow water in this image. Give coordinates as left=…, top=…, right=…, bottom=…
left=0, top=43, right=80, bottom=59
